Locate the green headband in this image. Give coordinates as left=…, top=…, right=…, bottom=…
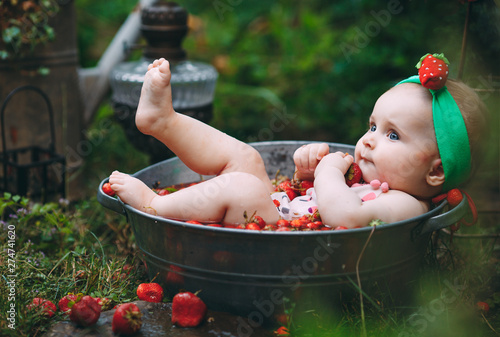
left=396, top=74, right=471, bottom=191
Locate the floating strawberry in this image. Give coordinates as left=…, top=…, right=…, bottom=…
left=345, top=162, right=362, bottom=187
left=416, top=53, right=450, bottom=90
left=136, top=283, right=164, bottom=303
left=102, top=182, right=115, bottom=197
left=112, top=302, right=143, bottom=335
left=171, top=291, right=207, bottom=328
left=69, top=295, right=101, bottom=327
left=27, top=297, right=57, bottom=318
left=58, top=293, right=77, bottom=315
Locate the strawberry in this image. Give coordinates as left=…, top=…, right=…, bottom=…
left=252, top=215, right=267, bottom=229
left=27, top=297, right=57, bottom=318
left=298, top=180, right=314, bottom=195
left=276, top=180, right=298, bottom=200
left=136, top=283, right=164, bottom=303
left=94, top=297, right=113, bottom=311
left=476, top=301, right=490, bottom=313
left=69, top=295, right=101, bottom=327
left=334, top=226, right=348, bottom=230
left=275, top=326, right=290, bottom=336
left=276, top=219, right=290, bottom=228
left=186, top=220, right=203, bottom=225
left=416, top=53, right=450, bottom=90
left=112, top=302, right=143, bottom=335
left=345, top=163, right=362, bottom=187
left=245, top=223, right=261, bottom=230
left=102, top=182, right=115, bottom=197
left=58, top=293, right=77, bottom=315
left=446, top=188, right=463, bottom=207
left=171, top=291, right=207, bottom=328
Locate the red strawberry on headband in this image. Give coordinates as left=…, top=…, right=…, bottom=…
left=416, top=53, right=450, bottom=90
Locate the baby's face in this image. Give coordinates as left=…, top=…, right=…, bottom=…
left=354, top=84, right=440, bottom=197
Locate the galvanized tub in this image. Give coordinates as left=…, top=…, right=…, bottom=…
left=98, top=141, right=468, bottom=321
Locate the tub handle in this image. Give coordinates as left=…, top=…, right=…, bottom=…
left=419, top=193, right=469, bottom=235
left=97, top=178, right=126, bottom=215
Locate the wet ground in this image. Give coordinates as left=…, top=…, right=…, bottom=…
left=43, top=301, right=275, bottom=337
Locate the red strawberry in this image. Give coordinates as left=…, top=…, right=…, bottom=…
left=94, top=297, right=113, bottom=311
left=345, top=163, right=362, bottom=187
left=334, top=226, right=348, bottom=230
left=276, top=180, right=298, bottom=200
left=112, top=302, right=143, bottom=335
left=446, top=188, right=463, bottom=207
left=276, top=219, right=290, bottom=228
left=186, top=220, right=203, bottom=225
left=252, top=215, right=266, bottom=229
left=476, top=301, right=490, bottom=313
left=171, top=291, right=207, bottom=328
left=137, top=283, right=164, bottom=303
left=275, top=326, right=290, bottom=336
left=245, top=223, right=261, bottom=230
left=298, top=180, right=314, bottom=195
left=416, top=53, right=450, bottom=90
left=102, top=182, right=115, bottom=197
left=69, top=295, right=101, bottom=327
left=58, top=293, right=77, bottom=315
left=27, top=297, right=57, bottom=318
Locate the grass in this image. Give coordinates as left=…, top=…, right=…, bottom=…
left=0, top=107, right=498, bottom=337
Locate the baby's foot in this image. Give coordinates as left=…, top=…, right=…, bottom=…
left=135, top=58, right=176, bottom=137
left=109, top=171, right=158, bottom=215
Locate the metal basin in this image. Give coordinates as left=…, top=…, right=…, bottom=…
left=98, top=141, right=468, bottom=322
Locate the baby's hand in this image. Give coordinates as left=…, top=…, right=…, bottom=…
left=293, top=143, right=330, bottom=180
left=315, top=151, right=353, bottom=178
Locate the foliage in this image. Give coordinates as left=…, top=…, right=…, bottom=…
left=0, top=192, right=145, bottom=337
left=0, top=0, right=60, bottom=59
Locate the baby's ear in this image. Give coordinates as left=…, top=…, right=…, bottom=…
left=426, top=159, right=445, bottom=187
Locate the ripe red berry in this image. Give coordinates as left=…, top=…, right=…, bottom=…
left=112, top=302, right=143, bottom=335
left=446, top=188, right=463, bottom=207
left=476, top=301, right=490, bottom=313
left=102, top=182, right=115, bottom=197
left=27, top=297, right=57, bottom=318
left=345, top=163, right=362, bottom=187
left=58, top=293, right=77, bottom=315
left=137, top=283, right=164, bottom=303
left=69, top=295, right=101, bottom=327
left=171, top=291, right=207, bottom=328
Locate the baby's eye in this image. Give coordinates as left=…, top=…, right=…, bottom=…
left=388, top=131, right=399, bottom=140
left=369, top=125, right=377, bottom=132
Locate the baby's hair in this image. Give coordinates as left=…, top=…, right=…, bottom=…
left=446, top=79, right=488, bottom=183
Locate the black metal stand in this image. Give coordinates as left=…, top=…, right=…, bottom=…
left=1, top=85, right=66, bottom=201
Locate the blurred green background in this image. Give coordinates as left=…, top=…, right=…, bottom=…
left=75, top=0, right=499, bottom=204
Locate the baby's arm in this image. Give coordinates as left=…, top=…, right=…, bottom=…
left=293, top=143, right=330, bottom=181
left=313, top=152, right=427, bottom=228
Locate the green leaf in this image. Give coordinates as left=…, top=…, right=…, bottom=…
left=2, top=26, right=21, bottom=43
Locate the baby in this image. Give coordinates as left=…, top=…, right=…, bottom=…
left=109, top=56, right=486, bottom=228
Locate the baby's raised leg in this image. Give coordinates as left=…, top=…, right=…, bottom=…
left=135, top=58, right=271, bottom=190
left=110, top=171, right=279, bottom=225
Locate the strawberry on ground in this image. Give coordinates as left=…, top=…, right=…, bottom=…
left=58, top=293, right=77, bottom=315
left=476, top=301, right=490, bottom=313
left=112, top=302, right=143, bottom=335
left=137, top=283, right=164, bottom=303
left=27, top=298, right=57, bottom=318
left=171, top=291, right=207, bottom=328
left=416, top=53, right=450, bottom=91
left=94, top=297, right=113, bottom=311
left=345, top=163, right=362, bottom=187
left=69, top=295, right=101, bottom=327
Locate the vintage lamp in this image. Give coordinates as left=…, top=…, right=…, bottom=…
left=110, top=1, right=218, bottom=162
